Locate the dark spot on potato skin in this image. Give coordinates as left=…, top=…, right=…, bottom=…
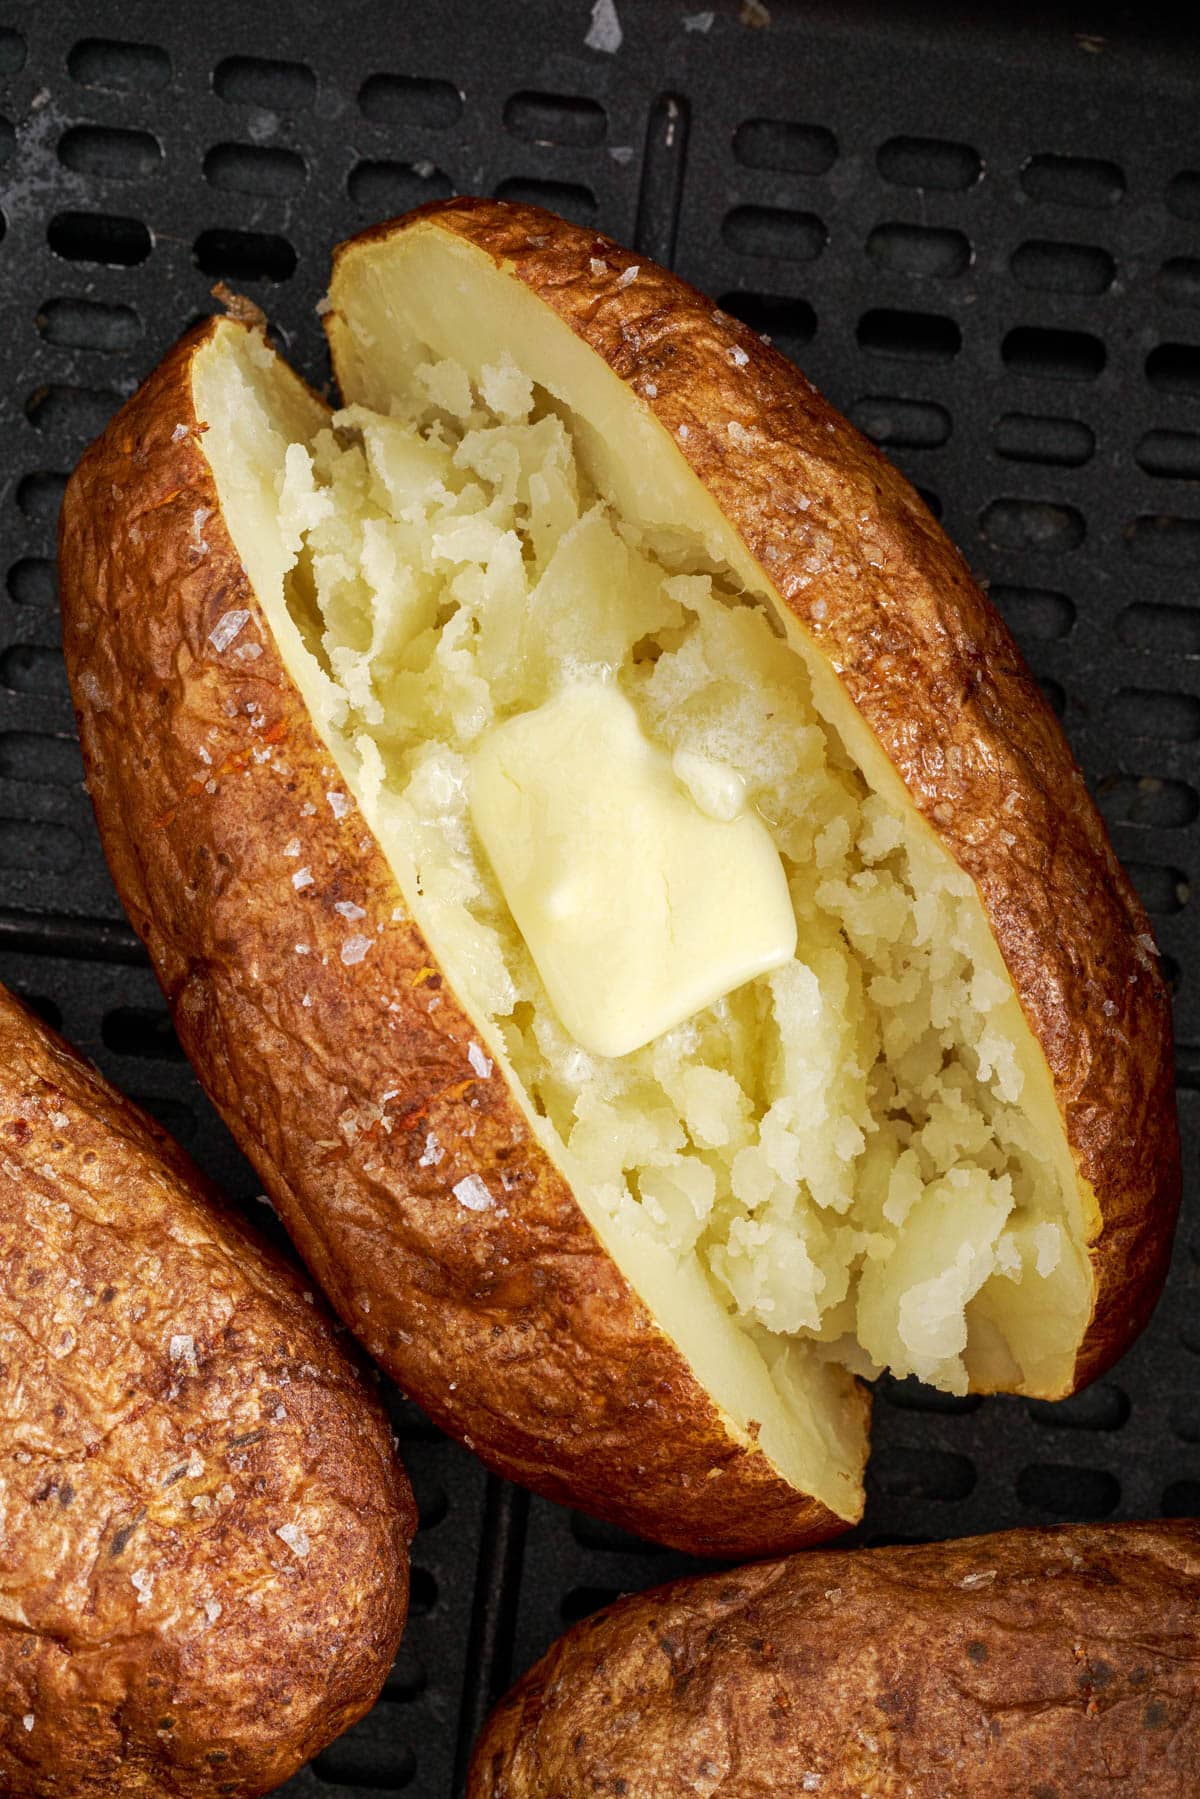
left=1145, top=1700, right=1168, bottom=1729
left=8, top=1118, right=31, bottom=1143
left=967, top=1639, right=988, bottom=1664
left=110, top=1509, right=146, bottom=1557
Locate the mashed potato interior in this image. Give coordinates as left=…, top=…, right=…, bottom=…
left=203, top=320, right=1092, bottom=1396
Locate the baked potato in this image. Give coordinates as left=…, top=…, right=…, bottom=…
left=58, top=198, right=1178, bottom=1556
left=0, top=984, right=414, bottom=1796
left=468, top=1521, right=1200, bottom=1798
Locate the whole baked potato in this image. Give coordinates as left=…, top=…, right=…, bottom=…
left=468, top=1521, right=1200, bottom=1798
left=0, top=984, right=414, bottom=1796
left=58, top=199, right=1178, bottom=1556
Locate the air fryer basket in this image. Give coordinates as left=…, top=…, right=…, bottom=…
left=1, top=3, right=1196, bottom=1792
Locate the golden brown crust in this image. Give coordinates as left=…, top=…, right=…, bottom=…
left=334, top=197, right=1180, bottom=1389
left=0, top=983, right=413, bottom=1797
left=468, top=1521, right=1200, bottom=1798
left=57, top=322, right=858, bottom=1558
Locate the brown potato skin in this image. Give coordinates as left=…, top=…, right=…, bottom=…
left=333, top=198, right=1180, bottom=1395
left=0, top=985, right=414, bottom=1797
left=468, top=1522, right=1200, bottom=1799
left=57, top=323, right=856, bottom=1559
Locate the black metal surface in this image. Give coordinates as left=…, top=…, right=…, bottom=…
left=1, top=2, right=1197, bottom=1791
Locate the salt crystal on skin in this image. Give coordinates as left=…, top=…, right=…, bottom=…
left=590, top=257, right=607, bottom=276
left=276, top=1522, right=311, bottom=1559
left=616, top=264, right=640, bottom=288
left=453, top=1174, right=493, bottom=1211
left=327, top=790, right=350, bottom=818
left=169, top=1334, right=197, bottom=1369
left=292, top=867, right=314, bottom=890
left=171, top=423, right=189, bottom=442
left=208, top=609, right=250, bottom=653
left=467, top=1041, right=493, bottom=1078
left=419, top=1133, right=443, bottom=1167
left=730, top=345, right=749, bottom=366
left=204, top=1598, right=222, bottom=1625
left=131, top=1569, right=154, bottom=1604
left=22, top=1715, right=33, bottom=1732
left=341, top=934, right=371, bottom=965
left=284, top=837, right=300, bottom=857
left=335, top=900, right=366, bottom=920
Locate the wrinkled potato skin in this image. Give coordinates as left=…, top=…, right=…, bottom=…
left=339, top=198, right=1179, bottom=1392
left=469, top=1522, right=1200, bottom=1798
left=0, top=987, right=413, bottom=1796
left=58, top=324, right=852, bottom=1559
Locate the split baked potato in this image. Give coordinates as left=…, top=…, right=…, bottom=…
left=58, top=198, right=1179, bottom=1555
left=0, top=984, right=414, bottom=1796
left=467, top=1520, right=1200, bottom=1798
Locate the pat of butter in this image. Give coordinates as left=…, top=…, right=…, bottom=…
left=469, top=683, right=797, bottom=1058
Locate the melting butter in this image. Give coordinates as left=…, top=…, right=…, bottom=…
left=469, top=682, right=797, bottom=1058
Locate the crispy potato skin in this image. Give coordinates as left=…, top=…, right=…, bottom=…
left=336, top=198, right=1180, bottom=1392
left=469, top=1522, right=1200, bottom=1798
left=58, top=324, right=854, bottom=1558
left=0, top=986, right=413, bottom=1797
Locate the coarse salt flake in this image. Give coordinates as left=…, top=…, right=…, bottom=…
left=334, top=900, right=366, bottom=920
left=203, top=1598, right=222, bottom=1625
left=419, top=1133, right=444, bottom=1168
left=292, top=867, right=314, bottom=890
left=584, top=0, right=622, bottom=53
left=590, top=257, right=607, bottom=276
left=208, top=609, right=250, bottom=653
left=729, top=344, right=749, bottom=366
left=467, top=1041, right=493, bottom=1078
left=22, top=1715, right=33, bottom=1733
left=453, top=1175, right=493, bottom=1212
left=326, top=790, right=350, bottom=818
left=341, top=934, right=371, bottom=965
left=677, top=423, right=689, bottom=439
left=169, top=1334, right=197, bottom=1369
left=616, top=263, right=640, bottom=288
left=131, top=1568, right=154, bottom=1604
left=959, top=1568, right=997, bottom=1589
left=284, top=837, right=301, bottom=857
left=171, top=422, right=189, bottom=442
left=276, top=1522, right=311, bottom=1559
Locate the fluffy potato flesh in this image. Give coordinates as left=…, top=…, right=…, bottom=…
left=192, top=231, right=1091, bottom=1515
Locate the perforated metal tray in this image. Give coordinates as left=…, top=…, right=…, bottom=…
left=1, top=2, right=1197, bottom=1792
